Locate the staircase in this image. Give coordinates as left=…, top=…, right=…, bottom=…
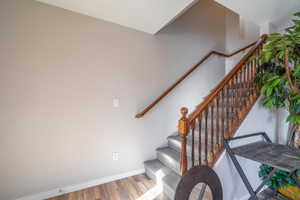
left=139, top=35, right=268, bottom=199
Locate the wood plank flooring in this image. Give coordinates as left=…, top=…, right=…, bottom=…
left=48, top=174, right=169, bottom=200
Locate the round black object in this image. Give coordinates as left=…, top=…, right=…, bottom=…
left=175, top=166, right=223, bottom=200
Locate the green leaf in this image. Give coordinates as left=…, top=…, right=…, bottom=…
left=292, top=20, right=300, bottom=26
left=276, top=50, right=285, bottom=59
left=293, top=63, right=300, bottom=78
left=294, top=12, right=300, bottom=17
left=249, top=55, right=257, bottom=62
left=264, top=52, right=273, bottom=63
left=266, top=88, right=273, bottom=96
left=286, top=114, right=300, bottom=124
left=270, top=78, right=281, bottom=88
left=268, top=33, right=281, bottom=40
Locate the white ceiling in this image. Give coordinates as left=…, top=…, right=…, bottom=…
left=215, top=0, right=300, bottom=29
left=35, top=0, right=199, bottom=34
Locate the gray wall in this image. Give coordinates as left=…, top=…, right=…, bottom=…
left=0, top=0, right=228, bottom=199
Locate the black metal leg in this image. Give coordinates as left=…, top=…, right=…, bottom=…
left=291, top=172, right=300, bottom=188
left=224, top=141, right=259, bottom=200
left=198, top=184, right=206, bottom=200
left=261, top=132, right=272, bottom=143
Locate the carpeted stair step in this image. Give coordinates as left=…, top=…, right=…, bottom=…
left=144, top=159, right=173, bottom=184
left=157, top=147, right=183, bottom=175
left=156, top=147, right=201, bottom=176
left=162, top=171, right=181, bottom=200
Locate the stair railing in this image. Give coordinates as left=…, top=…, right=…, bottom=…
left=178, top=34, right=268, bottom=175
left=135, top=41, right=258, bottom=118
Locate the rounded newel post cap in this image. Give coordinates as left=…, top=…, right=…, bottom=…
left=180, top=107, right=188, bottom=118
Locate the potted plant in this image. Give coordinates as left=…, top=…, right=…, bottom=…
left=256, top=12, right=300, bottom=199
left=255, top=12, right=300, bottom=147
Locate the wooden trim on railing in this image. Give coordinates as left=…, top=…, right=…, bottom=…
left=188, top=34, right=268, bottom=122
left=135, top=41, right=258, bottom=118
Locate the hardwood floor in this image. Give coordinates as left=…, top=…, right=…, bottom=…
left=48, top=174, right=169, bottom=200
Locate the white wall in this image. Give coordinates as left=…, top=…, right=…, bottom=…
left=214, top=0, right=300, bottom=31
left=224, top=10, right=260, bottom=73
left=214, top=99, right=277, bottom=200
left=0, top=0, right=228, bottom=199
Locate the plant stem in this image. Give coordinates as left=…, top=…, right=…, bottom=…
left=285, top=49, right=299, bottom=93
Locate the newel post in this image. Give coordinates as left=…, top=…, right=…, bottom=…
left=178, top=107, right=189, bottom=175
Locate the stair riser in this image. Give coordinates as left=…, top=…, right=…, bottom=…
left=157, top=151, right=181, bottom=175
left=163, top=183, right=176, bottom=200
left=162, top=172, right=181, bottom=200
left=145, top=167, right=158, bottom=184
left=144, top=160, right=173, bottom=185
left=157, top=148, right=202, bottom=176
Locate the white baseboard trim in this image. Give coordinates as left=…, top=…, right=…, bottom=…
left=16, top=168, right=145, bottom=200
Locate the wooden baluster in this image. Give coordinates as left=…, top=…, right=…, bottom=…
left=227, top=79, right=235, bottom=131
left=244, top=65, right=248, bottom=107
left=233, top=75, right=238, bottom=135
left=246, top=62, right=251, bottom=106
left=252, top=50, right=257, bottom=97
left=246, top=62, right=251, bottom=103
left=242, top=65, right=247, bottom=108
left=238, top=70, right=243, bottom=120
left=226, top=85, right=230, bottom=139
left=247, top=62, right=251, bottom=102
left=191, top=120, right=195, bottom=167
left=234, top=71, right=240, bottom=121
left=230, top=77, right=235, bottom=129
left=250, top=52, right=256, bottom=101
left=249, top=62, right=252, bottom=101
left=209, top=104, right=214, bottom=164
left=242, top=66, right=247, bottom=116
left=221, top=88, right=225, bottom=145
left=204, top=107, right=209, bottom=165
left=178, top=107, right=189, bottom=175
left=231, top=78, right=236, bottom=131
left=236, top=73, right=241, bottom=122
left=253, top=49, right=258, bottom=94
left=198, top=114, right=202, bottom=165
left=216, top=96, right=220, bottom=149
left=256, top=45, right=262, bottom=93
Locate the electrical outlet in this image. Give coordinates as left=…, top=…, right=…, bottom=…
left=113, top=152, right=119, bottom=161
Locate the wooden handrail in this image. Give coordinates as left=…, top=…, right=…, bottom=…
left=135, top=41, right=258, bottom=118
left=188, top=34, right=268, bottom=122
